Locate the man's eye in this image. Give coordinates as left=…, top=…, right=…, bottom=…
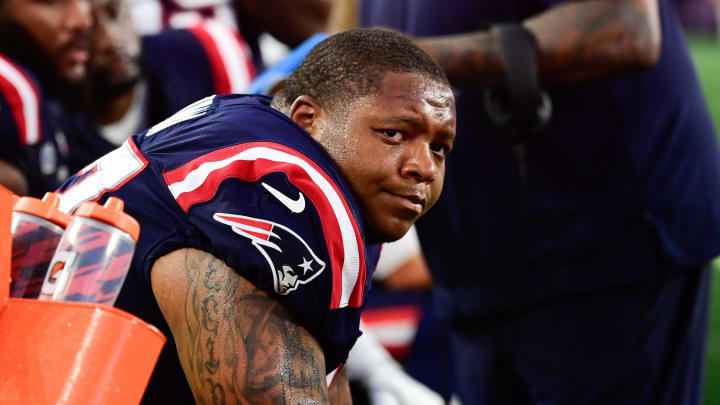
left=431, top=143, right=451, bottom=157
left=377, top=129, right=403, bottom=141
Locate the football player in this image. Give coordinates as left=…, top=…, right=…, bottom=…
left=0, top=0, right=91, bottom=196
left=66, top=0, right=254, bottom=171
left=57, top=28, right=456, bottom=404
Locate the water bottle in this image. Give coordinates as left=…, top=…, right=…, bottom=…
left=40, top=197, right=140, bottom=305
left=11, top=193, right=71, bottom=298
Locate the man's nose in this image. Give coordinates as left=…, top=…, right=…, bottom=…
left=400, top=141, right=437, bottom=183
left=63, top=0, right=93, bottom=32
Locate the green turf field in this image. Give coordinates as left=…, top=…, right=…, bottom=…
left=688, top=35, right=720, bottom=405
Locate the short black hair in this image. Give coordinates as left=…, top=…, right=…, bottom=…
left=272, top=28, right=449, bottom=112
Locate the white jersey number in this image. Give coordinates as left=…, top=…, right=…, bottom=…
left=58, top=139, right=147, bottom=214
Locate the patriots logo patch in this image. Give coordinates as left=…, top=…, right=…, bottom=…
left=213, top=213, right=326, bottom=295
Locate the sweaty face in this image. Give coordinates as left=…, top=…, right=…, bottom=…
left=318, top=72, right=456, bottom=243
left=91, top=0, right=141, bottom=93
left=3, top=0, right=92, bottom=83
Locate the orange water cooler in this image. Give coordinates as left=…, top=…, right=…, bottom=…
left=0, top=187, right=166, bottom=405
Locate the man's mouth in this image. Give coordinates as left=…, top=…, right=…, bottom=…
left=387, top=190, right=426, bottom=215
left=63, top=38, right=90, bottom=65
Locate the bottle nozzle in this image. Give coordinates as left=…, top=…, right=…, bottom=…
left=104, top=197, right=125, bottom=212
left=41, top=192, right=61, bottom=208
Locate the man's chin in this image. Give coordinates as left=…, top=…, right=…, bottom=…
left=60, top=65, right=87, bottom=85
left=365, top=219, right=414, bottom=245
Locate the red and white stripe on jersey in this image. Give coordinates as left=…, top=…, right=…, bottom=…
left=57, top=137, right=148, bottom=214
left=0, top=54, right=41, bottom=146
left=163, top=141, right=367, bottom=309
left=187, top=21, right=255, bottom=95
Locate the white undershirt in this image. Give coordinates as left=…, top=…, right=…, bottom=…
left=99, top=80, right=147, bottom=146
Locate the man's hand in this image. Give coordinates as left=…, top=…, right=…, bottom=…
left=152, top=248, right=331, bottom=404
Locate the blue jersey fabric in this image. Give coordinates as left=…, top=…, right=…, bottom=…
left=141, top=28, right=220, bottom=126
left=0, top=56, right=72, bottom=197
left=58, top=94, right=381, bottom=402
left=363, top=0, right=720, bottom=317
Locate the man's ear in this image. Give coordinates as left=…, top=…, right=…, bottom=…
left=289, top=95, right=327, bottom=137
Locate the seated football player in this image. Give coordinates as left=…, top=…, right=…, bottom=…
left=0, top=0, right=92, bottom=196
left=57, top=28, right=456, bottom=404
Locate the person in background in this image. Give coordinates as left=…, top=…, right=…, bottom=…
left=67, top=0, right=254, bottom=171
left=129, top=0, right=332, bottom=71
left=333, top=0, right=720, bottom=403
left=0, top=0, right=92, bottom=196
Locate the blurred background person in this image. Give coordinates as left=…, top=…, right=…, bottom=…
left=128, top=0, right=332, bottom=69
left=67, top=0, right=254, bottom=170
left=331, top=0, right=720, bottom=404
left=0, top=0, right=92, bottom=196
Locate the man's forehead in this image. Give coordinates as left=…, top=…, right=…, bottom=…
left=366, top=72, right=455, bottom=120
left=379, top=72, right=452, bottom=99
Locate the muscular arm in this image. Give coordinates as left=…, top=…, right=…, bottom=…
left=151, top=248, right=331, bottom=404
left=414, top=0, right=661, bottom=87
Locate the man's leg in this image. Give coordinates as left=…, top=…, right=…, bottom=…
left=450, top=319, right=532, bottom=405
left=507, top=265, right=711, bottom=405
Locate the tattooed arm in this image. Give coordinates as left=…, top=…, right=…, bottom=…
left=413, top=0, right=661, bottom=87
left=151, top=248, right=331, bottom=405
left=327, top=367, right=352, bottom=405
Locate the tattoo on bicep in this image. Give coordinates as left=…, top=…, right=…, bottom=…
left=180, top=249, right=329, bottom=404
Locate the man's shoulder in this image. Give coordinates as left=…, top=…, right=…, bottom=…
left=0, top=52, right=48, bottom=146
left=138, top=94, right=326, bottom=169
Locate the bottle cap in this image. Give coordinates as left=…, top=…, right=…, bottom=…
left=13, top=192, right=71, bottom=228
left=74, top=197, right=140, bottom=241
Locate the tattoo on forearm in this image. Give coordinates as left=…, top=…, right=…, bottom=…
left=179, top=249, right=329, bottom=404
left=416, top=31, right=505, bottom=88
left=526, top=0, right=659, bottom=85
left=418, top=0, right=659, bottom=87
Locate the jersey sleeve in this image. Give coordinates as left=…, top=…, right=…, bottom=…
left=162, top=141, right=369, bottom=370
left=0, top=54, right=41, bottom=169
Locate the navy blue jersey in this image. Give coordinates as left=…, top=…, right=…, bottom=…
left=0, top=53, right=71, bottom=196
left=58, top=95, right=381, bottom=400
left=142, top=21, right=255, bottom=126
left=363, top=0, right=720, bottom=316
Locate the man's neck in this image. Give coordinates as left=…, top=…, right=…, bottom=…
left=93, top=84, right=137, bottom=126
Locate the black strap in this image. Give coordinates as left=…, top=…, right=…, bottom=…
left=483, top=24, right=551, bottom=138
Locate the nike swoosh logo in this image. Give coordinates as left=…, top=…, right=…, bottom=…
left=262, top=182, right=305, bottom=213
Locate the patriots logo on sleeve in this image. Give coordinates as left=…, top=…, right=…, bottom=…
left=213, top=213, right=326, bottom=295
